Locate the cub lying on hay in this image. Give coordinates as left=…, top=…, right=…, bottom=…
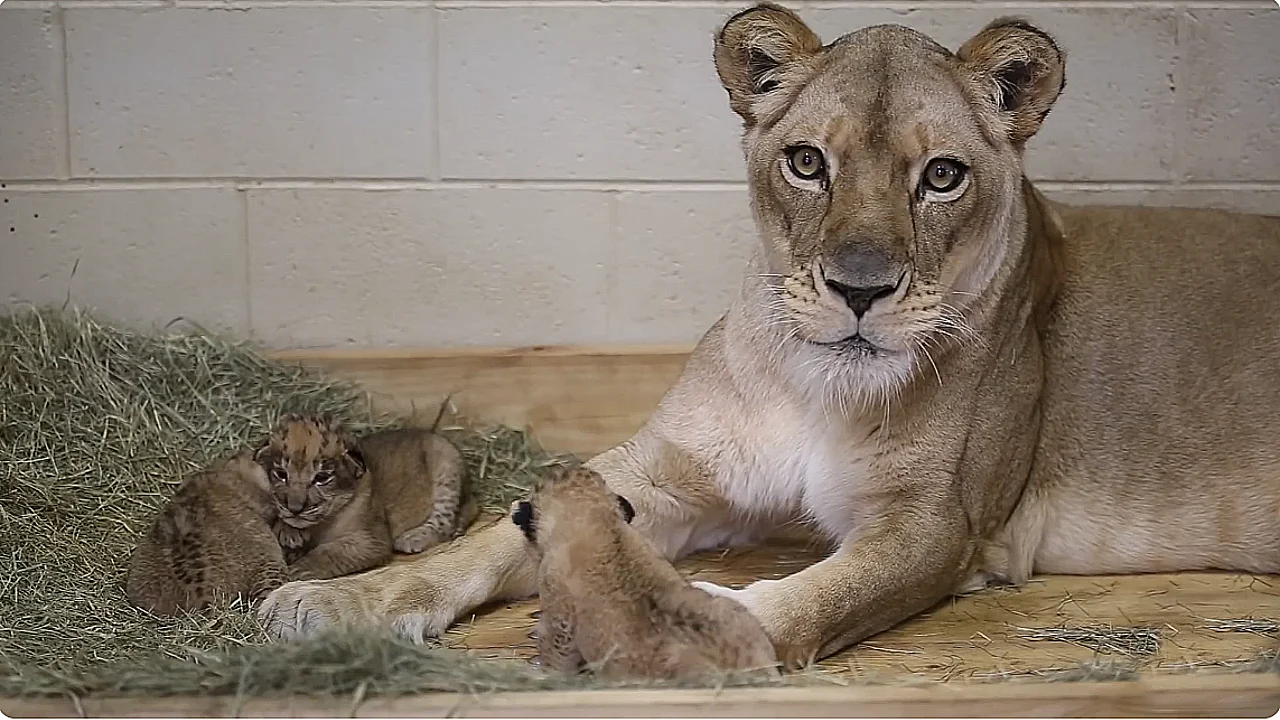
left=127, top=414, right=476, bottom=614
left=259, top=414, right=478, bottom=579
left=511, top=466, right=779, bottom=680
left=126, top=450, right=288, bottom=615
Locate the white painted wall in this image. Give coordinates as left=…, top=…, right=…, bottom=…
left=1, top=1, right=1276, bottom=348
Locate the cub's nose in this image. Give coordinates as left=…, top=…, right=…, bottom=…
left=823, top=245, right=905, bottom=318
left=286, top=493, right=307, bottom=514
left=825, top=279, right=897, bottom=318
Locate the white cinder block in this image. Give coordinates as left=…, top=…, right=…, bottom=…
left=611, top=190, right=755, bottom=344
left=65, top=7, right=434, bottom=179
left=246, top=189, right=611, bottom=348
left=1180, top=9, right=1280, bottom=182
left=439, top=7, right=744, bottom=181
left=0, top=188, right=246, bottom=333
left=1047, top=188, right=1280, bottom=218
left=807, top=7, right=1178, bottom=181
left=0, top=9, right=65, bottom=179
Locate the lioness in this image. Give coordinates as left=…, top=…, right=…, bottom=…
left=259, top=4, right=1280, bottom=667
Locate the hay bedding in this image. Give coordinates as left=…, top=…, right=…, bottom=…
left=0, top=308, right=822, bottom=699
left=0, top=308, right=1275, bottom=701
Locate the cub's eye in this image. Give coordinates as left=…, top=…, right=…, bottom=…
left=270, top=468, right=287, bottom=483
left=313, top=471, right=334, bottom=486
left=786, top=145, right=826, bottom=181
left=921, top=158, right=968, bottom=195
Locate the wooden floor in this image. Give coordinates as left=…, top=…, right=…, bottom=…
left=440, top=535, right=1279, bottom=683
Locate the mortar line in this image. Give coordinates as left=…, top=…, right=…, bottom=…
left=4, top=179, right=1280, bottom=192
left=9, top=0, right=1275, bottom=7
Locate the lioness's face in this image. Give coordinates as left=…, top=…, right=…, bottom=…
left=715, top=4, right=1064, bottom=370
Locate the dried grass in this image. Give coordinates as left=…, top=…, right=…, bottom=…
left=0, top=307, right=580, bottom=698
left=1014, top=624, right=1163, bottom=657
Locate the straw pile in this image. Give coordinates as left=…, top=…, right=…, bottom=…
left=0, top=307, right=591, bottom=698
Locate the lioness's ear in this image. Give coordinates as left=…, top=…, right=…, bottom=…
left=714, top=2, right=823, bottom=126
left=957, top=17, right=1065, bottom=146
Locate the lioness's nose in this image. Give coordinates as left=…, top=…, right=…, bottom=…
left=826, top=279, right=896, bottom=318
left=823, top=245, right=905, bottom=318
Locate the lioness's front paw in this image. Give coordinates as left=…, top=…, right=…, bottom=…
left=258, top=578, right=367, bottom=640
left=387, top=611, right=455, bottom=643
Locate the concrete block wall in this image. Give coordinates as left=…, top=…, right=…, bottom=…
left=1, top=1, right=1276, bottom=349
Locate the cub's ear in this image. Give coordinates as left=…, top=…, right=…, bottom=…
left=253, top=439, right=272, bottom=463
left=957, top=17, right=1065, bottom=146
left=344, top=447, right=367, bottom=476
left=615, top=495, right=636, bottom=525
left=714, top=2, right=823, bottom=126
left=511, top=500, right=536, bottom=543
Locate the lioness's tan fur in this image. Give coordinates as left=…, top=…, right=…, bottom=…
left=258, top=4, right=1279, bottom=667
left=513, top=466, right=778, bottom=679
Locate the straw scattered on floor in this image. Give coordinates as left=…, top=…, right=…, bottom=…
left=1014, top=624, right=1164, bottom=657
left=0, top=307, right=574, bottom=697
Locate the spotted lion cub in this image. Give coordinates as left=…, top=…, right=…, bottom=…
left=256, top=413, right=478, bottom=581
left=511, top=466, right=778, bottom=680
left=125, top=450, right=286, bottom=615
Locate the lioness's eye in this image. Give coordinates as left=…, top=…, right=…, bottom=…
left=786, top=145, right=826, bottom=181
left=921, top=158, right=968, bottom=194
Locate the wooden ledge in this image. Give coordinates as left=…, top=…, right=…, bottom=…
left=270, top=344, right=697, bottom=456
left=5, top=672, right=1277, bottom=718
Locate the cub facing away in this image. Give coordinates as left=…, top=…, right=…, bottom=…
left=125, top=451, right=286, bottom=615
left=511, top=466, right=778, bottom=680
left=257, top=414, right=479, bottom=581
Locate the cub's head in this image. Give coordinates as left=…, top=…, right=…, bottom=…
left=511, top=466, right=636, bottom=553
left=254, top=413, right=367, bottom=528
left=715, top=4, right=1064, bottom=384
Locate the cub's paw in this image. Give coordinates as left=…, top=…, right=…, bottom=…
left=258, top=578, right=367, bottom=640
left=394, top=526, right=448, bottom=555
left=275, top=524, right=306, bottom=550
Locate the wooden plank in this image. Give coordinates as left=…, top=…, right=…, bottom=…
left=443, top=539, right=1280, bottom=682
left=5, top=673, right=1277, bottom=718
left=272, top=345, right=694, bottom=457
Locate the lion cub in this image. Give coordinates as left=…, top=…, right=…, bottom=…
left=257, top=414, right=478, bottom=581
left=511, top=466, right=778, bottom=680
left=125, top=451, right=286, bottom=615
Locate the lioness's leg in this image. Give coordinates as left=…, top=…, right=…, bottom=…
left=695, top=501, right=971, bottom=668
left=260, top=514, right=537, bottom=641
left=258, top=441, right=736, bottom=641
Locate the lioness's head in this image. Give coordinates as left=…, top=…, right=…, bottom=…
left=715, top=4, right=1064, bottom=381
